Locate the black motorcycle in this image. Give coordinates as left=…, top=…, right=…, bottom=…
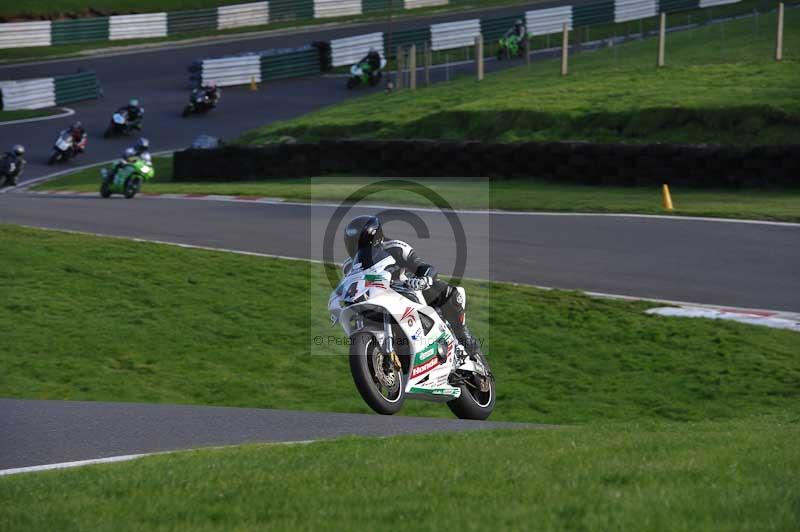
left=0, top=156, right=23, bottom=188
left=103, top=110, right=141, bottom=138
left=182, top=89, right=217, bottom=117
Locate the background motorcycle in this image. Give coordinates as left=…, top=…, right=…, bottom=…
left=103, top=111, right=139, bottom=138
left=0, top=156, right=22, bottom=187
left=346, top=58, right=387, bottom=89
left=48, top=131, right=79, bottom=165
left=497, top=35, right=528, bottom=60
left=182, top=89, right=216, bottom=117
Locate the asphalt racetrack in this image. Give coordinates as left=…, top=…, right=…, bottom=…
left=2, top=193, right=798, bottom=312
left=0, top=399, right=538, bottom=470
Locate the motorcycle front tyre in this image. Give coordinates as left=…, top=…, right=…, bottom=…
left=349, top=332, right=406, bottom=415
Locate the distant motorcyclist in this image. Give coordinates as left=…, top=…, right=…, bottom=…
left=202, top=82, right=221, bottom=106
left=505, top=19, right=527, bottom=41
left=117, top=98, right=144, bottom=129
left=133, top=137, right=152, bottom=164
left=0, top=144, right=26, bottom=187
left=66, top=121, right=88, bottom=153
left=359, top=48, right=382, bottom=73
left=342, top=215, right=483, bottom=360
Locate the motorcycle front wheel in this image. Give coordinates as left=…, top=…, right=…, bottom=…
left=346, top=77, right=358, bottom=90
left=349, top=332, right=405, bottom=415
left=182, top=105, right=192, bottom=118
left=447, top=353, right=496, bottom=420
left=47, top=152, right=60, bottom=165
left=123, top=177, right=141, bottom=199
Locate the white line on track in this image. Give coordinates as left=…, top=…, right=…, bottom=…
left=0, top=107, right=75, bottom=126
left=0, top=440, right=315, bottom=477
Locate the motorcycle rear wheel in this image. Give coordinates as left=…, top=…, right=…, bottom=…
left=447, top=353, right=495, bottom=420
left=349, top=332, right=405, bottom=415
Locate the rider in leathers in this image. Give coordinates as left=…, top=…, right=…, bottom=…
left=342, top=215, right=482, bottom=359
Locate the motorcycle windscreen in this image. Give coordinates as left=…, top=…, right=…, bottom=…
left=352, top=246, right=391, bottom=271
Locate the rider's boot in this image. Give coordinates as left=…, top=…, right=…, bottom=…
left=442, top=287, right=482, bottom=360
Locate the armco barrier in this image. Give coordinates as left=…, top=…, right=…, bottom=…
left=173, top=140, right=800, bottom=187
left=0, top=21, right=51, bottom=49
left=0, top=0, right=746, bottom=50
left=430, top=19, right=481, bottom=51
left=315, top=0, right=362, bottom=18
left=0, top=79, right=55, bottom=110
left=109, top=13, right=168, bottom=40
left=330, top=32, right=384, bottom=67
left=52, top=18, right=109, bottom=45
left=615, top=0, right=658, bottom=22
left=217, top=2, right=268, bottom=30
left=168, top=9, right=218, bottom=34
left=526, top=6, right=574, bottom=35
left=199, top=55, right=262, bottom=86
left=0, top=71, right=101, bottom=110
left=261, top=46, right=321, bottom=80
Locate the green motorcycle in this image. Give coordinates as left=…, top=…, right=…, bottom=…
left=497, top=34, right=528, bottom=60
left=99, top=157, right=155, bottom=199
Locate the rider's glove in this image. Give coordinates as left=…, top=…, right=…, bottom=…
left=405, top=276, right=432, bottom=291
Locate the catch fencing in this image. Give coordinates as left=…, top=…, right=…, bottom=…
left=0, top=71, right=100, bottom=110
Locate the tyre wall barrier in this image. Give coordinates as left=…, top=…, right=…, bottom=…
left=173, top=140, right=800, bottom=188
left=0, top=71, right=100, bottom=110
left=190, top=44, right=322, bottom=87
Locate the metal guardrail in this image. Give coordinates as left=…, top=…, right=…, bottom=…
left=0, top=71, right=101, bottom=110
left=218, top=2, right=269, bottom=30
left=109, top=13, right=168, bottom=41
left=330, top=32, right=385, bottom=67
left=0, top=79, right=55, bottom=110
left=431, top=19, right=481, bottom=51
left=527, top=6, right=574, bottom=35
left=616, top=0, right=658, bottom=22
left=315, top=0, right=363, bottom=19
left=0, top=21, right=51, bottom=49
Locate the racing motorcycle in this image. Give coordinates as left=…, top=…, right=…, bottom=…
left=48, top=131, right=83, bottom=165
left=103, top=111, right=139, bottom=138
left=346, top=58, right=387, bottom=90
left=328, top=248, right=495, bottom=420
left=497, top=34, right=528, bottom=60
left=0, top=156, right=22, bottom=188
left=182, top=89, right=217, bottom=117
left=100, top=157, right=155, bottom=199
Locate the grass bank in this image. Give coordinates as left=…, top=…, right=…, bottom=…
left=1, top=224, right=798, bottom=424
left=35, top=161, right=800, bottom=222
left=1, top=418, right=799, bottom=531
left=241, top=10, right=800, bottom=146
left=0, top=108, right=62, bottom=122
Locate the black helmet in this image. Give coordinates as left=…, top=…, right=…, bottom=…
left=344, top=215, right=384, bottom=257
left=12, top=144, right=25, bottom=157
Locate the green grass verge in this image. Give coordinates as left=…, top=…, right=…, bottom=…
left=0, top=0, right=537, bottom=62
left=0, top=108, right=62, bottom=122
left=240, top=9, right=800, bottom=146
left=1, top=419, right=799, bottom=531
left=1, top=224, right=799, bottom=424
left=35, top=159, right=800, bottom=222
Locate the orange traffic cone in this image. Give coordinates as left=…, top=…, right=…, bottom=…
left=250, top=77, right=258, bottom=91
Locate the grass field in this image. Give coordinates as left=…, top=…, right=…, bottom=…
left=1, top=224, right=799, bottom=423
left=241, top=9, right=800, bottom=146
left=35, top=160, right=800, bottom=222
left=1, top=418, right=798, bottom=531
left=0, top=109, right=62, bottom=122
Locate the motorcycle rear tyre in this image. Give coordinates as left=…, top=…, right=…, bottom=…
left=447, top=353, right=496, bottom=420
